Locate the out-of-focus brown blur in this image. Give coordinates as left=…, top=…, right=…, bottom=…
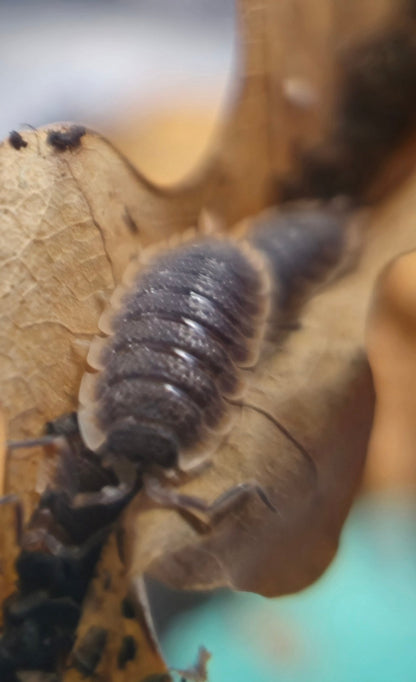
left=366, top=250, right=416, bottom=490
left=110, top=102, right=225, bottom=185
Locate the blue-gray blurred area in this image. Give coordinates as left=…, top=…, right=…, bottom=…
left=150, top=494, right=416, bottom=682
left=0, top=0, right=236, bottom=139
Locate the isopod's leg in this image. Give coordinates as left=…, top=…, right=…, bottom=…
left=5, top=432, right=85, bottom=548
left=7, top=422, right=138, bottom=542
left=6, top=434, right=63, bottom=450
left=143, top=476, right=276, bottom=530
left=42, top=463, right=139, bottom=545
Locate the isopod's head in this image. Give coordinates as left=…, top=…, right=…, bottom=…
left=78, top=395, right=180, bottom=472
left=102, top=418, right=178, bottom=470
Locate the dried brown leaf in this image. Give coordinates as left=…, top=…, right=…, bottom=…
left=63, top=535, right=169, bottom=682
left=0, top=404, right=6, bottom=497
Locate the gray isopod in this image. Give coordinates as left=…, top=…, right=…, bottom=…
left=78, top=202, right=351, bottom=476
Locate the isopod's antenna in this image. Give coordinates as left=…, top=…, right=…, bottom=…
left=229, top=399, right=317, bottom=480
left=7, top=434, right=65, bottom=450
left=19, top=122, right=41, bottom=154
left=143, top=474, right=277, bottom=533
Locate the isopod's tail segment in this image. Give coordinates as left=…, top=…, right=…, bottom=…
left=0, top=413, right=139, bottom=679
left=246, top=200, right=360, bottom=335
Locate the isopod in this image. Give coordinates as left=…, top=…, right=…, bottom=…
left=78, top=201, right=352, bottom=480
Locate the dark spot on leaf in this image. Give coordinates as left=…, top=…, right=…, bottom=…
left=8, top=131, right=27, bottom=150
left=123, top=207, right=140, bottom=234
left=102, top=570, right=112, bottom=591
left=72, top=626, right=108, bottom=676
left=121, top=596, right=135, bottom=619
left=117, top=635, right=137, bottom=669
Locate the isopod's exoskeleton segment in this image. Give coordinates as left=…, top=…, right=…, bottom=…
left=79, top=237, right=271, bottom=473
left=246, top=201, right=354, bottom=332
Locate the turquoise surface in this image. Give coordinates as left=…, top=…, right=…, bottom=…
left=160, top=494, right=416, bottom=682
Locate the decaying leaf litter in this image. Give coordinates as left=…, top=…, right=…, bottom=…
left=2, top=0, right=416, bottom=679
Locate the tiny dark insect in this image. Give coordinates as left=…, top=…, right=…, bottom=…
left=8, top=130, right=27, bottom=150
left=47, top=125, right=86, bottom=151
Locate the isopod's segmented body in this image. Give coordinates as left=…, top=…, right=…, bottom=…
left=78, top=202, right=351, bottom=474
left=79, top=238, right=271, bottom=472
left=248, top=203, right=352, bottom=328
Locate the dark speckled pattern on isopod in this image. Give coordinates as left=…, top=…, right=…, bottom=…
left=79, top=239, right=269, bottom=471
left=249, top=204, right=349, bottom=326
left=78, top=204, right=349, bottom=475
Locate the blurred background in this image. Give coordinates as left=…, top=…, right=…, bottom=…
left=148, top=494, right=416, bottom=682
left=2, top=1, right=416, bottom=680
left=0, top=0, right=237, bottom=184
